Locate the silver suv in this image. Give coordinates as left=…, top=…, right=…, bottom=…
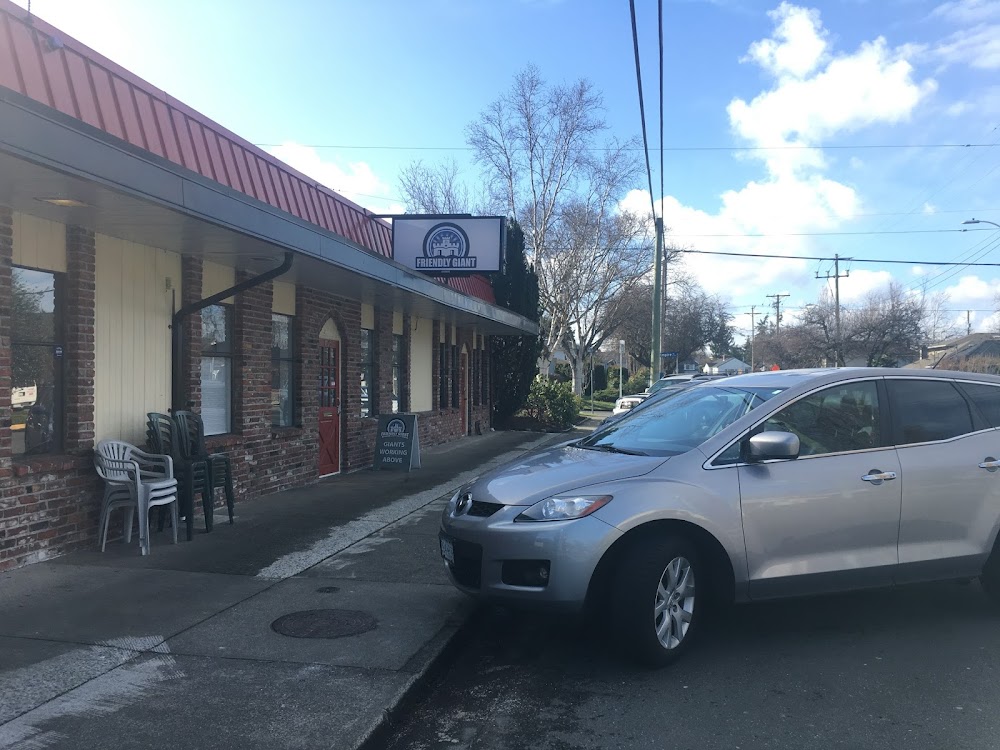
left=440, top=369, right=1000, bottom=666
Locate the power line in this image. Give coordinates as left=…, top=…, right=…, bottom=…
left=681, top=248, right=1000, bottom=266
left=672, top=228, right=992, bottom=238
left=628, top=0, right=656, bottom=219
left=252, top=142, right=1000, bottom=153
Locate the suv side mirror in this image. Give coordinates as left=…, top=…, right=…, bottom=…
left=747, top=431, right=800, bottom=461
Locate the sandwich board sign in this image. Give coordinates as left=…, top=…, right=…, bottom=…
left=374, top=414, right=421, bottom=471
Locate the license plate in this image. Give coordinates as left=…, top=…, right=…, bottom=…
left=440, top=536, right=455, bottom=565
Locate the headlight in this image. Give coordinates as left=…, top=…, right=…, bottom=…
left=515, top=495, right=612, bottom=522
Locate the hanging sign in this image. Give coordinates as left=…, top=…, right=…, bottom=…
left=392, top=217, right=504, bottom=274
left=374, top=414, right=421, bottom=471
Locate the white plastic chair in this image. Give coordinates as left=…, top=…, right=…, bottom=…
left=94, top=440, right=179, bottom=555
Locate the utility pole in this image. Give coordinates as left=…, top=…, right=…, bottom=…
left=745, top=305, right=758, bottom=372
left=766, top=293, right=790, bottom=335
left=816, top=254, right=849, bottom=366
left=649, top=217, right=664, bottom=386
left=967, top=310, right=973, bottom=336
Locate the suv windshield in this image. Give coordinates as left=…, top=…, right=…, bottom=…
left=581, top=385, right=784, bottom=457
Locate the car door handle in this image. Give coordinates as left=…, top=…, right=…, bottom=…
left=979, top=457, right=1000, bottom=472
left=861, top=470, right=897, bottom=483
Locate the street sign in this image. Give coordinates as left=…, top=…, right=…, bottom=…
left=660, top=351, right=678, bottom=357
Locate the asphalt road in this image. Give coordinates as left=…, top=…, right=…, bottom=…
left=375, top=580, right=1000, bottom=750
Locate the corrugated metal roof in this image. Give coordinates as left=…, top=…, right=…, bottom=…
left=0, top=0, right=495, bottom=304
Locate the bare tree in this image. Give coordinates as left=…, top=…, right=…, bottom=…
left=465, top=65, right=643, bottom=377
left=846, top=283, right=925, bottom=366
left=920, top=288, right=959, bottom=343
left=397, top=159, right=475, bottom=215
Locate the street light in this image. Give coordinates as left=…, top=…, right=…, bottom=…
left=963, top=218, right=1000, bottom=230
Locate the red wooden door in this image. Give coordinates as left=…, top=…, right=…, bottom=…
left=460, top=351, right=469, bottom=435
left=318, top=339, right=340, bottom=476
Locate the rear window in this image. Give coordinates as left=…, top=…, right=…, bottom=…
left=887, top=379, right=974, bottom=445
left=960, top=382, right=1000, bottom=428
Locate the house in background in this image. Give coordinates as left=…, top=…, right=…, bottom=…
left=905, top=333, right=1000, bottom=371
left=703, top=358, right=751, bottom=375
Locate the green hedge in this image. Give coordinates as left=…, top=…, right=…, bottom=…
left=523, top=377, right=580, bottom=429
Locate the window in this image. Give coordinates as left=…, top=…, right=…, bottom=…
left=472, top=350, right=480, bottom=407
left=392, top=333, right=406, bottom=413
left=959, top=383, right=1000, bottom=427
left=12, top=267, right=63, bottom=456
left=887, top=379, right=974, bottom=445
left=201, top=305, right=232, bottom=435
left=760, top=381, right=880, bottom=457
left=451, top=344, right=459, bottom=407
left=360, top=327, right=375, bottom=417
left=481, top=339, right=489, bottom=405
left=439, top=342, right=448, bottom=408
left=271, top=314, right=295, bottom=427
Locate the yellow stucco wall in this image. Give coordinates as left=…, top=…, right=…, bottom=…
left=272, top=280, right=296, bottom=315
left=392, top=311, right=403, bottom=336
left=202, top=261, right=235, bottom=302
left=12, top=212, right=66, bottom=272
left=94, top=234, right=181, bottom=444
left=410, top=316, right=433, bottom=412
left=361, top=303, right=375, bottom=330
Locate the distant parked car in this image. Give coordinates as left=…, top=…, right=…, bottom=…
left=603, top=382, right=698, bottom=429
left=441, top=368, right=1000, bottom=667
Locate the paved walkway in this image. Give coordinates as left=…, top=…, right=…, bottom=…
left=0, top=427, right=588, bottom=750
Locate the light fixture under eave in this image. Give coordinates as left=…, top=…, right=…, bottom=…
left=37, top=198, right=89, bottom=208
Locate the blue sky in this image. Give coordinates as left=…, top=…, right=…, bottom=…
left=13, top=0, right=1000, bottom=340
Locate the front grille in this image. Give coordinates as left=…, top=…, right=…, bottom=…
left=467, top=500, right=503, bottom=517
left=448, top=537, right=483, bottom=589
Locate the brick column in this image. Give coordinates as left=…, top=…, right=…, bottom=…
left=180, top=256, right=202, bottom=410
left=234, top=275, right=272, bottom=440
left=401, top=313, right=412, bottom=413
left=63, top=226, right=96, bottom=454
left=0, top=206, right=12, bottom=472
left=432, top=320, right=441, bottom=411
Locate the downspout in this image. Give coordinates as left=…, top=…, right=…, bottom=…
left=171, top=252, right=294, bottom=412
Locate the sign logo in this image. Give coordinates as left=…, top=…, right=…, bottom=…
left=386, top=418, right=407, bottom=436
left=416, top=223, right=476, bottom=270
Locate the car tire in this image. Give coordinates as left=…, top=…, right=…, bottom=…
left=982, top=546, right=1000, bottom=606
left=611, top=536, right=704, bottom=667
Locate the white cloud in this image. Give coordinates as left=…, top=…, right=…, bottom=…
left=922, top=202, right=939, bottom=214
left=729, top=36, right=936, bottom=175
left=630, top=4, right=937, bottom=310
left=745, top=3, right=829, bottom=79
left=930, top=0, right=1000, bottom=24
left=837, top=269, right=896, bottom=302
left=932, top=24, right=1000, bottom=70
left=263, top=142, right=404, bottom=214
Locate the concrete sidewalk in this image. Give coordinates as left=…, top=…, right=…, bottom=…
left=0, top=427, right=586, bottom=750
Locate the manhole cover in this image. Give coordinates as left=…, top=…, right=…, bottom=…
left=316, top=586, right=340, bottom=593
left=271, top=609, right=377, bottom=639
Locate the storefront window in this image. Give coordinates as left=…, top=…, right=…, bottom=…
left=272, top=314, right=295, bottom=427
left=438, top=342, right=448, bottom=409
left=12, top=267, right=63, bottom=456
left=201, top=305, right=232, bottom=435
left=392, top=333, right=406, bottom=414
left=361, top=328, right=375, bottom=417
left=451, top=344, right=459, bottom=408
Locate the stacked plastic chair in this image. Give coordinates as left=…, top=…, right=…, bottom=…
left=172, top=410, right=236, bottom=531
left=94, top=440, right=178, bottom=555
left=146, top=412, right=212, bottom=540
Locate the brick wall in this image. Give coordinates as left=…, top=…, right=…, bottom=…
left=1, top=229, right=497, bottom=569
left=1, top=216, right=103, bottom=572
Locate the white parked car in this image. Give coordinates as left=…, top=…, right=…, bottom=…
left=612, top=394, right=647, bottom=415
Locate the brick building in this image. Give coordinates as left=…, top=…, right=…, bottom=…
left=0, top=2, right=537, bottom=570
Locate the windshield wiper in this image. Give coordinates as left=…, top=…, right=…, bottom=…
left=587, top=444, right=648, bottom=456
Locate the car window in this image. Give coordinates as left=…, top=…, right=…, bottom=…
left=582, top=386, right=782, bottom=457
left=959, top=382, right=1000, bottom=428
left=759, top=381, right=880, bottom=457
left=887, top=379, right=974, bottom=445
